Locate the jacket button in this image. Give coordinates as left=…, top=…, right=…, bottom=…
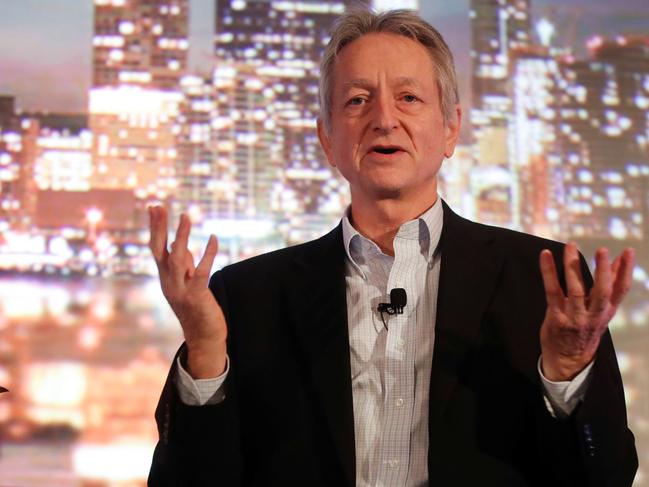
left=583, top=423, right=596, bottom=456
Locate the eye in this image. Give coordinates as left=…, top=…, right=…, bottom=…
left=402, top=94, right=419, bottom=103
left=346, top=96, right=366, bottom=106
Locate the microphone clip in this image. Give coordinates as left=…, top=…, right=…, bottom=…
left=376, top=288, right=407, bottom=330
left=377, top=302, right=405, bottom=315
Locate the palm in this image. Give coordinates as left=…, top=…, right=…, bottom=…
left=148, top=206, right=226, bottom=346
left=539, top=243, right=634, bottom=380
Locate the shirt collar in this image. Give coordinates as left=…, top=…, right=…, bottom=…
left=341, top=197, right=443, bottom=275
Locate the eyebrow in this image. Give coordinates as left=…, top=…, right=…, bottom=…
left=341, top=77, right=422, bottom=91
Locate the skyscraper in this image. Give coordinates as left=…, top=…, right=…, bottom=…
left=211, top=64, right=283, bottom=218
left=509, top=46, right=562, bottom=237
left=35, top=126, right=94, bottom=192
left=508, top=34, right=649, bottom=267
left=0, top=96, right=16, bottom=130
left=213, top=0, right=356, bottom=218
left=470, top=0, right=532, bottom=226
left=174, top=75, right=222, bottom=224
left=554, top=37, right=649, bottom=260
left=0, top=99, right=39, bottom=231
left=90, top=0, right=189, bottom=196
left=92, top=0, right=189, bottom=90
left=471, top=0, right=531, bottom=130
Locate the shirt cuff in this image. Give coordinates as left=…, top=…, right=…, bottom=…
left=173, top=350, right=229, bottom=406
left=538, top=356, right=594, bottom=419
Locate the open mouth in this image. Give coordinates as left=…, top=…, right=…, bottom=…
left=370, top=146, right=402, bottom=155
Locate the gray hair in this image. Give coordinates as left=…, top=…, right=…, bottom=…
left=318, top=8, right=460, bottom=133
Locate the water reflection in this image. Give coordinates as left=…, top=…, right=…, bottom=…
left=0, top=275, right=181, bottom=486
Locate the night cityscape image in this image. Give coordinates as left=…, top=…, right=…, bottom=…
left=0, top=0, right=648, bottom=484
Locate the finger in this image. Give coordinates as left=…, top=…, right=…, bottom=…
left=195, top=235, right=219, bottom=280
left=564, top=242, right=587, bottom=312
left=171, top=213, right=191, bottom=254
left=185, top=249, right=196, bottom=279
left=148, top=206, right=169, bottom=263
left=169, top=214, right=192, bottom=282
left=539, top=249, right=564, bottom=309
left=589, top=247, right=612, bottom=314
left=611, top=248, right=635, bottom=308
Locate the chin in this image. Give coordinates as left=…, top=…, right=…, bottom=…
left=363, top=179, right=407, bottom=200
left=361, top=173, right=437, bottom=202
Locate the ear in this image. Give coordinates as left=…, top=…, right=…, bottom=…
left=444, top=105, right=462, bottom=159
left=317, top=118, right=336, bottom=167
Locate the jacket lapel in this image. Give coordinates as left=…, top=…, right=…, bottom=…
left=428, top=202, right=504, bottom=436
left=285, top=224, right=356, bottom=486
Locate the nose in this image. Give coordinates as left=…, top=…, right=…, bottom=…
left=372, top=93, right=398, bottom=134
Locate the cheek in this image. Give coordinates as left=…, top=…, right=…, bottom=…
left=333, top=136, right=358, bottom=163
left=414, top=128, right=446, bottom=172
left=419, top=123, right=446, bottom=155
left=330, top=119, right=368, bottom=167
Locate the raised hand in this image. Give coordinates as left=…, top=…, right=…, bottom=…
left=539, top=243, right=635, bottom=381
left=149, top=205, right=228, bottom=378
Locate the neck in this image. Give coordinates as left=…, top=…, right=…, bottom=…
left=349, top=191, right=438, bottom=256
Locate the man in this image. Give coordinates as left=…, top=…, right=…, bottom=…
left=148, top=9, right=637, bottom=486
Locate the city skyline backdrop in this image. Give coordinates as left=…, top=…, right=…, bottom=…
left=0, top=0, right=648, bottom=485
left=2, top=0, right=649, bottom=115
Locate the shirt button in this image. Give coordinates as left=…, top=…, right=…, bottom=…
left=395, top=398, right=404, bottom=407
left=396, top=339, right=405, bottom=351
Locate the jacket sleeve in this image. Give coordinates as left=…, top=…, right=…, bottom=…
left=148, top=270, right=244, bottom=486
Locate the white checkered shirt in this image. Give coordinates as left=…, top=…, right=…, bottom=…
left=340, top=199, right=443, bottom=486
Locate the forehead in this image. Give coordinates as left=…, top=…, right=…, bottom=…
left=332, top=32, right=436, bottom=91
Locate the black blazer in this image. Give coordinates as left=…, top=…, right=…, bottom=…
left=148, top=202, right=637, bottom=486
